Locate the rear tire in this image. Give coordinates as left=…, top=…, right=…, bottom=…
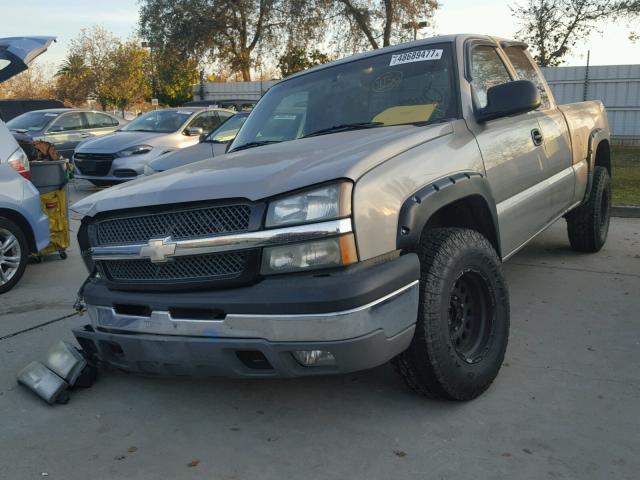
left=394, top=228, right=510, bottom=401
left=566, top=166, right=611, bottom=253
left=0, top=218, right=29, bottom=294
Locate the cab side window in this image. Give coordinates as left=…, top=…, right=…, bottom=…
left=470, top=46, right=512, bottom=109
left=504, top=47, right=550, bottom=110
left=51, top=112, right=85, bottom=131
left=189, top=111, right=222, bottom=134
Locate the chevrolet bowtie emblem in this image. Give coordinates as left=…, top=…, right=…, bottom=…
left=140, top=237, right=177, bottom=263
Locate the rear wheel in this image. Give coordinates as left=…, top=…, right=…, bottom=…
left=566, top=166, right=611, bottom=252
left=394, top=228, right=510, bottom=401
left=0, top=218, right=29, bottom=294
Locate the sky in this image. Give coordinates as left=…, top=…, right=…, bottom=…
left=1, top=0, right=638, bottom=69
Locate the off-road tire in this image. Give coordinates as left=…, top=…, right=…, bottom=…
left=566, top=166, right=611, bottom=253
left=394, top=228, right=510, bottom=401
left=0, top=217, right=29, bottom=294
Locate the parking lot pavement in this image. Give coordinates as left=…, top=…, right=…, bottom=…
left=0, top=183, right=638, bottom=479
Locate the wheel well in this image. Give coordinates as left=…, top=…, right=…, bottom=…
left=421, top=195, right=501, bottom=257
left=0, top=208, right=37, bottom=253
left=595, top=140, right=611, bottom=176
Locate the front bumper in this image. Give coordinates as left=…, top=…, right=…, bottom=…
left=73, top=153, right=152, bottom=182
left=74, top=254, right=420, bottom=377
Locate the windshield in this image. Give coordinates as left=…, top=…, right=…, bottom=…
left=206, top=113, right=249, bottom=143
left=7, top=111, right=58, bottom=131
left=121, top=109, right=193, bottom=133
left=231, top=43, right=456, bottom=151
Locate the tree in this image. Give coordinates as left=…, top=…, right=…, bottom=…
left=278, top=46, right=331, bottom=77
left=60, top=26, right=120, bottom=109
left=139, top=0, right=324, bottom=81
left=511, top=0, right=640, bottom=66
left=0, top=61, right=55, bottom=99
left=153, top=47, right=200, bottom=106
left=325, top=0, right=439, bottom=51
left=54, top=53, right=93, bottom=106
left=99, top=41, right=151, bottom=116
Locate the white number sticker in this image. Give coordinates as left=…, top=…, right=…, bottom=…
left=389, top=49, right=443, bottom=66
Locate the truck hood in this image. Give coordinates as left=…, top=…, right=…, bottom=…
left=72, top=122, right=452, bottom=217
left=76, top=130, right=172, bottom=152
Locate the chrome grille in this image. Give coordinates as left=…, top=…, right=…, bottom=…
left=100, top=252, right=247, bottom=283
left=92, top=204, right=251, bottom=246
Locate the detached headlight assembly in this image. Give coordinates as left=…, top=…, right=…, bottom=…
left=266, top=182, right=352, bottom=227
left=261, top=181, right=357, bottom=275
left=116, top=144, right=153, bottom=157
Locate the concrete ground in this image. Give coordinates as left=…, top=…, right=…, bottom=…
left=0, top=181, right=638, bottom=479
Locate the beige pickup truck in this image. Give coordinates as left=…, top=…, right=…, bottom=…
left=72, top=34, right=611, bottom=401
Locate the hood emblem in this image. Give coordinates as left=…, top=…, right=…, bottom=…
left=140, top=237, right=177, bottom=263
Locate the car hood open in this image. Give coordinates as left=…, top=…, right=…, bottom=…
left=72, top=122, right=452, bottom=217
left=0, top=36, right=56, bottom=83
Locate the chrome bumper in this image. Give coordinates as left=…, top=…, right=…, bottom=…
left=87, top=281, right=418, bottom=342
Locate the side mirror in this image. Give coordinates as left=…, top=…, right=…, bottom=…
left=199, top=133, right=207, bottom=142
left=475, top=80, right=541, bottom=123
left=186, top=127, right=204, bottom=136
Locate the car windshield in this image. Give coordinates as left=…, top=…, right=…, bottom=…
left=7, top=111, right=59, bottom=131
left=205, top=113, right=249, bottom=143
left=231, top=43, right=456, bottom=151
left=121, top=109, right=192, bottom=133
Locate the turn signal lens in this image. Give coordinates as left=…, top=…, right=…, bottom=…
left=260, top=234, right=358, bottom=275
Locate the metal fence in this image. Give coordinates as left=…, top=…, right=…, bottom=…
left=542, top=64, right=640, bottom=146
left=193, top=80, right=278, bottom=102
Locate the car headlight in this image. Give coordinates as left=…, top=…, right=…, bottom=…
left=265, top=182, right=352, bottom=227
left=261, top=235, right=358, bottom=275
left=116, top=145, right=153, bottom=157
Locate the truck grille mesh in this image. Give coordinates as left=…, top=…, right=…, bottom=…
left=101, top=252, right=247, bottom=282
left=92, top=204, right=251, bottom=245
left=89, top=203, right=255, bottom=288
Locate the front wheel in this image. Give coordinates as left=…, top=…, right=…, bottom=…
left=394, top=228, right=510, bottom=401
left=0, top=218, right=29, bottom=294
left=566, top=166, right=611, bottom=253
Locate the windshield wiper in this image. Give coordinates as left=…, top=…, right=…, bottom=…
left=230, top=140, right=281, bottom=152
left=302, top=122, right=383, bottom=139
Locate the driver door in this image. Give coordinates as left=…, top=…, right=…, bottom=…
left=467, top=43, right=551, bottom=257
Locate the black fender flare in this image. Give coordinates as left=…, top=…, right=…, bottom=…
left=583, top=128, right=610, bottom=205
left=396, top=172, right=502, bottom=257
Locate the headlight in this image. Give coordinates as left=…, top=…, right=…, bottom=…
left=116, top=145, right=153, bottom=157
left=261, top=234, right=358, bottom=275
left=266, top=182, right=352, bottom=227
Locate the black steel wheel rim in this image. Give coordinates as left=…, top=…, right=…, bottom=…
left=448, top=269, right=495, bottom=364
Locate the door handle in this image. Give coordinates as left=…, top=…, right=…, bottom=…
left=80, top=133, right=91, bottom=138
left=531, top=128, right=543, bottom=146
